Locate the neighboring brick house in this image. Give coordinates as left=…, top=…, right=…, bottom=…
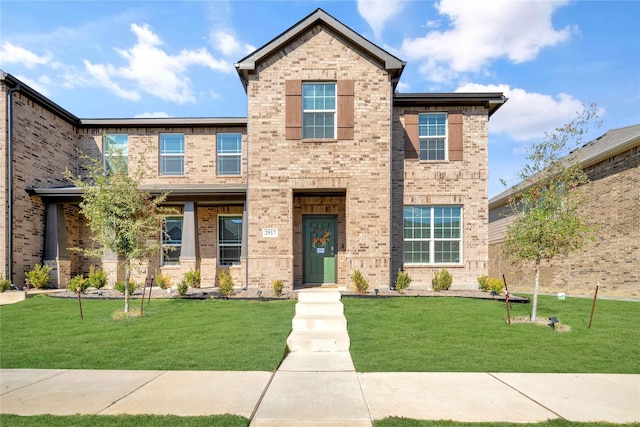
left=1, top=9, right=506, bottom=291
left=489, top=124, right=640, bottom=298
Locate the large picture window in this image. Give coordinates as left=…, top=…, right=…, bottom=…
left=419, top=113, right=447, bottom=161
left=217, top=133, right=242, bottom=175
left=103, top=134, right=128, bottom=172
left=160, top=133, right=184, bottom=176
left=219, top=215, right=243, bottom=266
left=404, top=206, right=462, bottom=264
left=162, top=216, right=183, bottom=266
left=303, top=82, right=336, bottom=139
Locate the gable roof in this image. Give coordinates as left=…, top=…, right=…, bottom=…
left=235, top=8, right=406, bottom=90
left=489, top=123, right=640, bottom=208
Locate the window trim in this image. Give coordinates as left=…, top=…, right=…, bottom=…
left=162, top=216, right=183, bottom=267
left=218, top=214, right=243, bottom=267
left=159, top=133, right=185, bottom=176
left=403, top=205, right=463, bottom=265
left=216, top=133, right=242, bottom=176
left=418, top=112, right=448, bottom=162
left=302, top=82, right=337, bottom=140
left=103, top=133, right=128, bottom=172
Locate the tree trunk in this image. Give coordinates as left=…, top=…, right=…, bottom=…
left=124, top=260, right=130, bottom=313
left=531, top=259, right=541, bottom=321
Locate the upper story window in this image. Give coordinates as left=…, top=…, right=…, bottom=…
left=217, top=133, right=242, bottom=176
left=419, top=113, right=447, bottom=161
left=103, top=134, right=128, bottom=172
left=160, top=133, right=184, bottom=176
left=303, top=83, right=336, bottom=139
left=162, top=216, right=183, bottom=266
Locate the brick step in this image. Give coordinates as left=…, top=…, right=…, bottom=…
left=295, top=301, right=344, bottom=316
left=286, top=330, right=350, bottom=352
left=292, top=314, right=347, bottom=332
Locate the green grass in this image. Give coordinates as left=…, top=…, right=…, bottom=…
left=345, top=295, right=640, bottom=373
left=0, top=295, right=295, bottom=371
left=0, top=414, right=249, bottom=426
left=374, top=418, right=640, bottom=427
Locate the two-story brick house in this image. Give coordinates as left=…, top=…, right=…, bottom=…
left=1, top=9, right=505, bottom=291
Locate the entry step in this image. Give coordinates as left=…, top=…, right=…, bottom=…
left=292, top=314, right=347, bottom=332
left=287, top=330, right=350, bottom=352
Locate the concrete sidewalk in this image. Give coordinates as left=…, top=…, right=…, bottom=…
left=1, top=368, right=638, bottom=424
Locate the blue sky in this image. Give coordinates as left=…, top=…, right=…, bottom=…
left=1, top=0, right=639, bottom=197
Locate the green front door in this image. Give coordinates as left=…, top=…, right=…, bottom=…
left=304, top=217, right=336, bottom=284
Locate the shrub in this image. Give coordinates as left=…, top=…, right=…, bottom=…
left=272, top=279, right=284, bottom=297
left=395, top=270, right=412, bottom=293
left=67, top=275, right=90, bottom=294
left=217, top=269, right=234, bottom=298
left=86, top=265, right=108, bottom=289
left=351, top=270, right=369, bottom=294
left=183, top=270, right=201, bottom=288
left=25, top=264, right=51, bottom=289
left=478, top=275, right=505, bottom=294
left=154, top=271, right=172, bottom=290
left=114, top=280, right=137, bottom=296
left=0, top=276, right=11, bottom=293
left=177, top=281, right=189, bottom=296
left=432, top=268, right=453, bottom=291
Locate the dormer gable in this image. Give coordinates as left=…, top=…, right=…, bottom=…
left=234, top=8, right=405, bottom=91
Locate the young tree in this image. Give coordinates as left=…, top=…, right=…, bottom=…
left=502, top=104, right=600, bottom=321
left=65, top=145, right=173, bottom=313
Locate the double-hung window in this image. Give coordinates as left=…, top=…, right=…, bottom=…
left=404, top=206, right=462, bottom=264
left=160, top=133, right=184, bottom=176
left=303, top=82, right=336, bottom=139
left=419, top=113, right=447, bottom=161
left=219, top=215, right=242, bottom=266
left=217, top=133, right=242, bottom=176
left=103, top=134, right=128, bottom=172
left=162, top=216, right=183, bottom=266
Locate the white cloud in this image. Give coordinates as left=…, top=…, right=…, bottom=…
left=402, top=0, right=575, bottom=83
left=395, top=81, right=411, bottom=93
left=456, top=82, right=586, bottom=142
left=0, top=42, right=52, bottom=69
left=82, top=23, right=232, bottom=104
left=134, top=111, right=171, bottom=118
left=211, top=31, right=255, bottom=57
left=357, top=0, right=407, bottom=38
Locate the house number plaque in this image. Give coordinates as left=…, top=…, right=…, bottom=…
left=262, top=228, right=278, bottom=238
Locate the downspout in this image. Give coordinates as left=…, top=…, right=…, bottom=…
left=389, top=76, right=398, bottom=289
left=6, top=83, right=20, bottom=284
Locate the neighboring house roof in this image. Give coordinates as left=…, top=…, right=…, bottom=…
left=394, top=92, right=507, bottom=118
left=489, top=124, right=640, bottom=209
left=235, top=8, right=406, bottom=90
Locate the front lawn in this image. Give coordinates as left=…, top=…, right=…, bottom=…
left=0, top=295, right=295, bottom=371
left=345, top=295, right=640, bottom=373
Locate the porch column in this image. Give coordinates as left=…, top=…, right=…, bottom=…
left=43, top=204, right=70, bottom=289
left=180, top=202, right=199, bottom=273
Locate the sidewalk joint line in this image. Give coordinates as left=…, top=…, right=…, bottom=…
left=96, top=370, right=169, bottom=415
left=488, top=373, right=566, bottom=420
left=0, top=369, right=69, bottom=396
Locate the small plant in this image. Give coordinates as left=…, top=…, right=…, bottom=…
left=177, top=281, right=189, bottom=296
left=154, top=271, right=172, bottom=290
left=477, top=275, right=505, bottom=294
left=395, top=269, right=412, bottom=293
left=0, top=276, right=11, bottom=292
left=115, top=280, right=137, bottom=296
left=217, top=269, right=234, bottom=298
left=432, top=268, right=453, bottom=291
left=67, top=275, right=90, bottom=294
left=183, top=270, right=201, bottom=288
left=272, top=279, right=284, bottom=297
left=86, top=265, right=108, bottom=289
left=25, top=264, right=52, bottom=289
left=351, top=270, right=369, bottom=294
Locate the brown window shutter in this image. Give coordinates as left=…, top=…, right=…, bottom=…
left=337, top=80, right=354, bottom=140
left=404, top=112, right=419, bottom=159
left=448, top=111, right=463, bottom=161
left=285, top=80, right=302, bottom=140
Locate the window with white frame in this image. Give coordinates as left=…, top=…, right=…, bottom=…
left=103, top=134, right=128, bottom=172
left=303, top=82, right=336, bottom=139
left=403, top=206, right=462, bottom=264
left=160, top=133, right=184, bottom=175
left=162, top=216, right=183, bottom=266
left=218, top=215, right=242, bottom=266
left=419, top=113, right=447, bottom=161
left=217, top=133, right=242, bottom=175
